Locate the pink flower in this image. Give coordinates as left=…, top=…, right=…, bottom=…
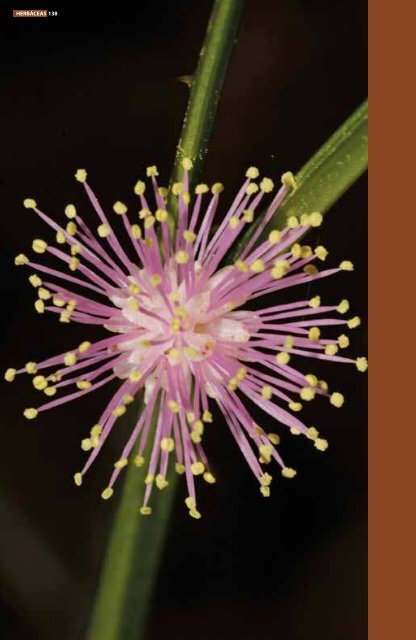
left=6, top=161, right=367, bottom=518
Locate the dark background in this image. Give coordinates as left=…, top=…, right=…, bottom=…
left=0, top=1, right=367, bottom=639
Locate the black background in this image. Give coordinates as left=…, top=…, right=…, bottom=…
left=0, top=1, right=367, bottom=639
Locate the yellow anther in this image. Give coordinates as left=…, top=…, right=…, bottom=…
left=185, top=347, right=199, bottom=358
left=134, top=455, right=145, bottom=467
left=356, top=357, right=368, bottom=372
left=65, top=204, right=77, bottom=219
left=309, top=212, right=323, bottom=227
left=114, top=458, right=128, bottom=469
left=90, top=424, right=102, bottom=438
left=307, top=427, right=319, bottom=440
left=15, top=253, right=29, bottom=266
left=203, top=471, right=216, bottom=484
left=32, top=239, right=47, bottom=254
left=168, top=400, right=179, bottom=413
left=175, top=250, right=189, bottom=264
left=202, top=410, right=213, bottom=423
left=338, top=334, right=350, bottom=348
left=182, top=229, right=196, bottom=243
left=75, top=169, right=87, bottom=183
left=268, top=229, right=281, bottom=244
left=81, top=438, right=92, bottom=451
left=314, top=438, right=329, bottom=452
left=113, top=201, right=127, bottom=215
left=281, top=171, right=297, bottom=190
left=271, top=259, right=290, bottom=279
left=144, top=215, right=156, bottom=229
left=330, top=392, right=345, bottom=408
left=76, top=380, right=92, bottom=390
left=175, top=463, right=185, bottom=474
left=300, top=387, right=315, bottom=401
left=291, top=243, right=302, bottom=259
left=287, top=216, right=299, bottom=229
left=172, top=182, right=184, bottom=196
left=234, top=259, right=248, bottom=272
left=127, top=296, right=139, bottom=311
left=246, top=166, right=259, bottom=179
left=29, top=274, right=42, bottom=288
left=37, top=287, right=51, bottom=301
left=146, top=165, right=159, bottom=177
left=150, top=274, right=162, bottom=286
left=211, top=182, right=224, bottom=194
left=44, top=386, right=56, bottom=397
left=228, top=377, right=238, bottom=391
left=97, top=224, right=111, bottom=238
left=325, top=344, right=339, bottom=356
left=101, top=487, right=114, bottom=500
left=195, top=183, right=209, bottom=194
left=112, top=405, right=126, bottom=418
left=24, top=408, right=38, bottom=419
left=123, top=394, right=134, bottom=405
left=64, top=352, right=77, bottom=366
left=74, top=473, right=82, bottom=486
left=134, top=180, right=146, bottom=195
left=308, top=327, right=321, bottom=341
left=261, top=386, right=273, bottom=400
left=189, top=508, right=202, bottom=520
left=184, top=496, right=195, bottom=508
left=156, top=474, right=169, bottom=490
left=229, top=216, right=240, bottom=229
left=337, top=299, right=350, bottom=314
left=289, top=401, right=303, bottom=412
left=139, top=208, right=151, bottom=219
left=53, top=297, right=65, bottom=307
left=25, top=361, right=37, bottom=374
left=250, top=259, right=265, bottom=273
left=301, top=245, right=313, bottom=258
left=260, top=486, right=271, bottom=497
left=340, top=260, right=354, bottom=271
left=4, top=368, right=16, bottom=382
left=290, top=427, right=301, bottom=435
left=69, top=257, right=79, bottom=271
left=261, top=472, right=272, bottom=486
left=305, top=374, right=318, bottom=387
left=33, top=375, right=47, bottom=390
left=315, top=245, right=328, bottom=261
left=300, top=213, right=310, bottom=225
left=245, top=182, right=258, bottom=195
left=191, top=461, right=205, bottom=476
left=128, top=283, right=141, bottom=294
left=186, top=412, right=196, bottom=424
left=193, top=420, right=204, bottom=436
left=268, top=433, right=280, bottom=445
left=284, top=336, right=294, bottom=350
left=35, top=299, right=45, bottom=314
left=159, top=186, right=168, bottom=196
left=155, top=208, right=168, bottom=223
left=182, top=157, right=193, bottom=171
left=129, top=370, right=142, bottom=382
left=140, top=506, right=152, bottom=516
left=259, top=444, right=273, bottom=463
left=309, top=296, right=321, bottom=308
left=318, top=379, right=328, bottom=392
left=24, top=198, right=37, bottom=209
left=56, top=230, right=66, bottom=244
left=78, top=341, right=91, bottom=353
left=237, top=366, right=247, bottom=381
left=144, top=474, right=154, bottom=485
left=304, top=264, right=318, bottom=275
left=168, top=291, right=180, bottom=302
left=243, top=209, right=254, bottom=223
left=160, top=437, right=175, bottom=452
left=167, top=348, right=181, bottom=361
left=130, top=224, right=142, bottom=239
left=276, top=351, right=290, bottom=365
left=66, top=221, right=77, bottom=236
left=260, top=177, right=274, bottom=193
left=348, top=316, right=361, bottom=329
left=281, top=467, right=297, bottom=478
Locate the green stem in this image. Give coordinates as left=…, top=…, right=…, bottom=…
left=86, top=3, right=244, bottom=639
left=229, top=100, right=368, bottom=261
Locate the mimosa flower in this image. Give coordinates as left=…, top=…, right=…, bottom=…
left=6, top=161, right=367, bottom=518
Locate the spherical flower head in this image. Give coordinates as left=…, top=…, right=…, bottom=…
left=9, top=161, right=366, bottom=517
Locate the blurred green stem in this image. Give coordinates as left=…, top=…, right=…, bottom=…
left=85, top=2, right=244, bottom=639
left=229, top=100, right=368, bottom=261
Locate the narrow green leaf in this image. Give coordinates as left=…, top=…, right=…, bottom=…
left=229, top=100, right=368, bottom=262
